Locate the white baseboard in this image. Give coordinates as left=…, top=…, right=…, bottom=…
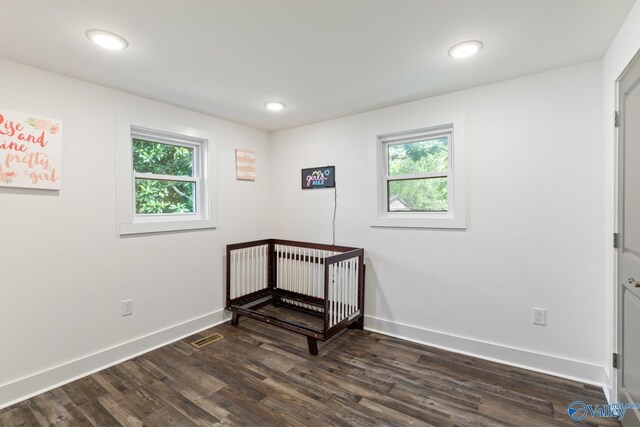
left=0, top=309, right=230, bottom=410
left=364, top=315, right=607, bottom=388
left=1, top=311, right=607, bottom=410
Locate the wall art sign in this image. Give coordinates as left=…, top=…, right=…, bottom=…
left=235, top=149, right=255, bottom=181
left=301, top=165, right=335, bottom=189
left=0, top=108, right=62, bottom=190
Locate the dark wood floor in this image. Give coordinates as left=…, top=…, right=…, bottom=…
left=0, top=317, right=619, bottom=426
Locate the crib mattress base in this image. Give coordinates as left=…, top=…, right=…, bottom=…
left=233, top=296, right=324, bottom=334
left=228, top=292, right=363, bottom=355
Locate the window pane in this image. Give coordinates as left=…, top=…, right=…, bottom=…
left=387, top=137, right=448, bottom=176
left=132, top=139, right=193, bottom=176
left=135, top=179, right=195, bottom=214
left=388, top=178, right=447, bottom=212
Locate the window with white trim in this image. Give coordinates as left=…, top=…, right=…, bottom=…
left=383, top=127, right=451, bottom=213
left=369, top=120, right=466, bottom=229
left=119, top=123, right=216, bottom=235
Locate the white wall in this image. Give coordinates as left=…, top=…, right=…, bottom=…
left=269, top=61, right=607, bottom=384
left=0, top=58, right=270, bottom=408
left=0, top=50, right=616, bottom=408
left=603, top=0, right=640, bottom=402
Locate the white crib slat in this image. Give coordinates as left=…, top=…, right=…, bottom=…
left=340, top=261, right=344, bottom=321
left=313, top=250, right=317, bottom=298
left=337, top=262, right=341, bottom=323
left=277, top=246, right=281, bottom=289
left=254, top=246, right=258, bottom=293
left=279, top=245, right=283, bottom=289
left=346, top=259, right=350, bottom=316
left=303, top=247, right=308, bottom=295
left=340, top=261, right=349, bottom=320
left=304, top=247, right=308, bottom=296
left=262, top=244, right=266, bottom=290
left=295, top=246, right=300, bottom=293
left=277, top=246, right=282, bottom=289
left=353, top=260, right=362, bottom=312
left=246, top=248, right=250, bottom=295
left=349, top=259, right=354, bottom=315
left=236, top=250, right=240, bottom=299
left=336, top=263, right=340, bottom=325
left=300, top=247, right=304, bottom=295
left=265, top=245, right=268, bottom=289
left=238, top=249, right=243, bottom=298
left=289, top=247, right=293, bottom=291
left=282, top=247, right=286, bottom=290
left=330, top=264, right=333, bottom=327
left=352, top=259, right=357, bottom=314
left=318, top=251, right=322, bottom=300
left=283, top=245, right=287, bottom=290
left=243, top=248, right=248, bottom=297
left=245, top=248, right=249, bottom=295
left=294, top=246, right=298, bottom=293
left=308, top=249, right=312, bottom=298
left=286, top=246, right=290, bottom=291
left=230, top=251, right=235, bottom=299
left=336, top=262, right=341, bottom=323
left=316, top=251, right=321, bottom=299
left=289, top=246, right=294, bottom=292
left=255, top=246, right=259, bottom=293
left=256, top=246, right=260, bottom=292
left=249, top=247, right=254, bottom=294
left=333, top=264, right=337, bottom=327
left=258, top=246, right=262, bottom=291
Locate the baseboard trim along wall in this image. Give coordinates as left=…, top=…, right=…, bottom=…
left=1, top=311, right=607, bottom=410
left=0, top=309, right=230, bottom=410
left=364, top=315, right=607, bottom=389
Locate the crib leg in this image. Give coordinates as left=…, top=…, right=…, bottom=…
left=231, top=312, right=239, bottom=327
left=307, top=336, right=318, bottom=355
left=348, top=317, right=364, bottom=330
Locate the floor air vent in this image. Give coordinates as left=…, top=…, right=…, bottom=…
left=191, top=333, right=223, bottom=349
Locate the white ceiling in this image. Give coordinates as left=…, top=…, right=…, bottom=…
left=0, top=0, right=635, bottom=131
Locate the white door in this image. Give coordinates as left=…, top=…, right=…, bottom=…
left=618, top=52, right=640, bottom=427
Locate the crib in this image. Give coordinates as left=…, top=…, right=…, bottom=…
left=226, top=239, right=365, bottom=355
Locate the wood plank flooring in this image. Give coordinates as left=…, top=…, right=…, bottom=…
left=0, top=317, right=620, bottom=426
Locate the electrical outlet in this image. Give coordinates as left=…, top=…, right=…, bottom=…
left=532, top=307, right=546, bottom=326
left=121, top=299, right=133, bottom=317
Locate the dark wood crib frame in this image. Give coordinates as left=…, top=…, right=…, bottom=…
left=226, top=239, right=365, bottom=355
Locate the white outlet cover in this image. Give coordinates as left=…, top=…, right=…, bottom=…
left=532, top=308, right=546, bottom=326
left=121, top=299, right=133, bottom=317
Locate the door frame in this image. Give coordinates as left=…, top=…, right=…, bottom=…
left=615, top=47, right=640, bottom=412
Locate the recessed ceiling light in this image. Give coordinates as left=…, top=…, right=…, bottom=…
left=265, top=102, right=285, bottom=112
left=86, top=29, right=128, bottom=50
left=448, top=40, right=483, bottom=59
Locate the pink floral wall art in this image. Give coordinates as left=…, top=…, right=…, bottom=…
left=0, top=108, right=63, bottom=190
left=235, top=149, right=255, bottom=181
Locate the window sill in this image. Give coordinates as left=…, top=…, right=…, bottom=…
left=120, top=217, right=217, bottom=235
left=370, top=213, right=466, bottom=229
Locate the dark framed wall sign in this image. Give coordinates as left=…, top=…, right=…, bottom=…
left=301, top=166, right=335, bottom=189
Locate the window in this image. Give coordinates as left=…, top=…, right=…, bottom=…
left=368, top=119, right=465, bottom=229
left=384, top=131, right=450, bottom=213
left=132, top=136, right=197, bottom=215
left=118, top=121, right=216, bottom=235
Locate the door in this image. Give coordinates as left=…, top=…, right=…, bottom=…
left=618, top=52, right=640, bottom=427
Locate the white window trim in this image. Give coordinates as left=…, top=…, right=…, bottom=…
left=118, top=117, right=217, bottom=235
left=368, top=113, right=466, bottom=229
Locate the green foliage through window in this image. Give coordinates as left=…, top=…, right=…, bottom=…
left=386, top=137, right=449, bottom=212
left=133, top=139, right=193, bottom=176
left=388, top=138, right=448, bottom=176
left=132, top=139, right=196, bottom=214
left=388, top=178, right=447, bottom=212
